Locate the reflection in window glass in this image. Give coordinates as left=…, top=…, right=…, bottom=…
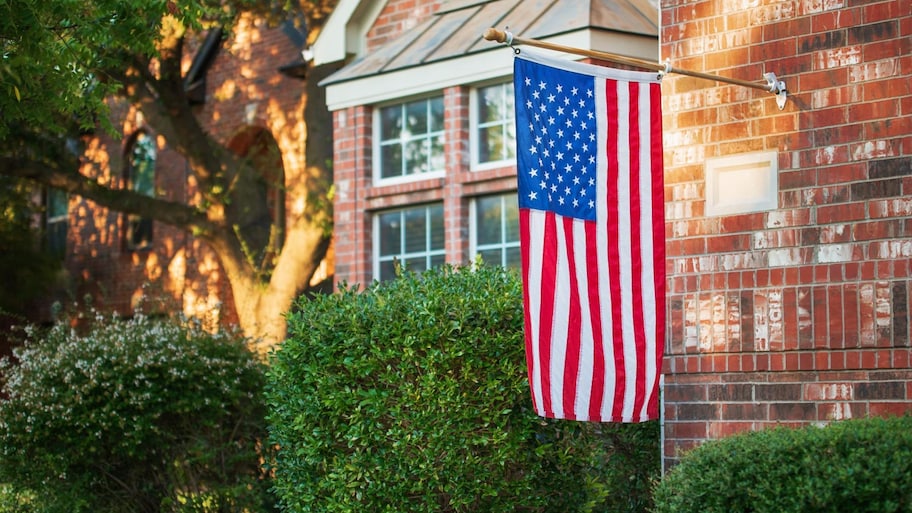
left=473, top=193, right=520, bottom=269
left=378, top=96, right=445, bottom=179
left=376, top=203, right=445, bottom=281
left=126, top=132, right=156, bottom=250
left=45, top=188, right=68, bottom=258
left=476, top=83, right=515, bottom=165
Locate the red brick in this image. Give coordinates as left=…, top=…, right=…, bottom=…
left=869, top=402, right=912, bottom=417
left=708, top=421, right=756, bottom=439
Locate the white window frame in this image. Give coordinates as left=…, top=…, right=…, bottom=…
left=372, top=94, right=446, bottom=186
left=470, top=80, right=516, bottom=171
left=470, top=193, right=520, bottom=269
left=373, top=203, right=446, bottom=281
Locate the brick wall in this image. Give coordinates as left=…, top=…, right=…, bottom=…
left=661, top=0, right=912, bottom=468
left=67, top=13, right=307, bottom=328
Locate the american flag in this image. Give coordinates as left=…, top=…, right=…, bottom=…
left=514, top=50, right=665, bottom=423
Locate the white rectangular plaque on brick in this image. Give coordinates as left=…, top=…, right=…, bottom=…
left=704, top=150, right=778, bottom=216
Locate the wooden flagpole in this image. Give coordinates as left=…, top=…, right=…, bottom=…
left=482, top=28, right=788, bottom=108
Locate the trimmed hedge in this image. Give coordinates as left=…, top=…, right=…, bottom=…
left=0, top=312, right=275, bottom=513
left=267, top=265, right=659, bottom=512
left=654, top=415, right=912, bottom=513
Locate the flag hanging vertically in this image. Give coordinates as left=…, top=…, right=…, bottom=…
left=514, top=50, right=665, bottom=423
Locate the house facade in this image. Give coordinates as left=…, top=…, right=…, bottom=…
left=316, top=0, right=659, bottom=284
left=659, top=0, right=912, bottom=468
left=49, top=13, right=321, bottom=329
left=318, top=0, right=912, bottom=469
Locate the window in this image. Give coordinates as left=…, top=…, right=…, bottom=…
left=375, top=203, right=445, bottom=281
left=45, top=188, right=67, bottom=258
left=125, top=132, right=156, bottom=250
left=472, top=193, right=520, bottom=269
left=377, top=96, right=445, bottom=180
left=473, top=82, right=515, bottom=168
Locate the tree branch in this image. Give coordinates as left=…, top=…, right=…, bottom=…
left=1, top=154, right=219, bottom=237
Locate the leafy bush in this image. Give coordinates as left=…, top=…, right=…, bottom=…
left=654, top=415, right=912, bottom=513
left=0, top=312, right=275, bottom=513
left=267, top=265, right=659, bottom=513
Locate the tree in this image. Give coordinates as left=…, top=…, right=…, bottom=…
left=0, top=0, right=339, bottom=349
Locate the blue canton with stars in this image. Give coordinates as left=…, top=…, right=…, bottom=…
left=515, top=56, right=598, bottom=222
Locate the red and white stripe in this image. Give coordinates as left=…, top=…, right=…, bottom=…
left=519, top=64, right=665, bottom=423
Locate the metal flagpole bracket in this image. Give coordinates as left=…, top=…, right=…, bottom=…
left=764, top=72, right=788, bottom=110
left=482, top=27, right=790, bottom=108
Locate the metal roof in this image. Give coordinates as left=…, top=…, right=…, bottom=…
left=321, top=0, right=658, bottom=86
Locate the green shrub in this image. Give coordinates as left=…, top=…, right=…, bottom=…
left=0, top=312, right=275, bottom=513
left=654, top=415, right=912, bottom=513
left=0, top=483, right=42, bottom=513
left=267, top=265, right=659, bottom=513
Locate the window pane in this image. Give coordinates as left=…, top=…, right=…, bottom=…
left=47, top=220, right=66, bottom=258
left=376, top=204, right=444, bottom=281
left=381, top=143, right=402, bottom=179
left=406, top=100, right=427, bottom=135
left=476, top=195, right=502, bottom=246
left=129, top=216, right=153, bottom=249
left=429, top=204, right=444, bottom=250
left=477, top=248, right=501, bottom=267
left=472, top=193, right=519, bottom=270
left=403, top=208, right=427, bottom=253
left=379, top=259, right=398, bottom=281
left=404, top=256, right=427, bottom=273
left=505, top=246, right=521, bottom=269
left=378, top=211, right=401, bottom=256
left=429, top=135, right=445, bottom=172
left=404, top=139, right=428, bottom=175
left=47, top=189, right=68, bottom=218
left=379, top=96, right=444, bottom=180
left=479, top=126, right=504, bottom=164
left=430, top=254, right=446, bottom=269
left=479, top=85, right=502, bottom=123
left=475, top=83, right=515, bottom=165
left=429, top=97, right=444, bottom=132
left=504, top=195, right=519, bottom=241
left=131, top=134, right=156, bottom=196
left=380, top=105, right=402, bottom=140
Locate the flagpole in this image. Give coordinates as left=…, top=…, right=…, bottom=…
left=482, top=28, right=788, bottom=109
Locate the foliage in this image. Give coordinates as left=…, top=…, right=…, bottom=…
left=653, top=415, right=912, bottom=513
left=0, top=0, right=246, bottom=138
left=267, top=265, right=659, bottom=513
left=0, top=311, right=275, bottom=513
left=2, top=0, right=340, bottom=346
left=0, top=176, right=60, bottom=315
left=0, top=483, right=45, bottom=513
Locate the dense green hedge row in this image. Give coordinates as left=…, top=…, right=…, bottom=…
left=0, top=313, right=273, bottom=513
left=267, top=265, right=659, bottom=513
left=1, top=266, right=661, bottom=512
left=654, top=415, right=912, bottom=513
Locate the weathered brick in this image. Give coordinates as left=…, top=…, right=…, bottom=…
left=868, top=156, right=912, bottom=179
left=847, top=20, right=898, bottom=44
left=769, top=402, right=817, bottom=421
left=854, top=381, right=906, bottom=400
left=755, top=383, right=803, bottom=401
left=708, top=383, right=754, bottom=402
left=676, top=403, right=720, bottom=421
